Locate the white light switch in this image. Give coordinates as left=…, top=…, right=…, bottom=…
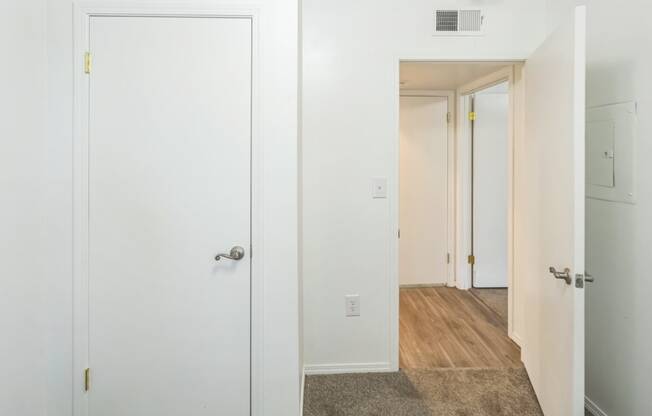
left=371, top=177, right=387, bottom=198
left=345, top=295, right=360, bottom=317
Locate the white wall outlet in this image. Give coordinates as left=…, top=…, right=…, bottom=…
left=371, top=177, right=387, bottom=198
left=345, top=295, right=360, bottom=317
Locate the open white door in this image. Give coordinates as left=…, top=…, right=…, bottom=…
left=520, top=6, right=585, bottom=416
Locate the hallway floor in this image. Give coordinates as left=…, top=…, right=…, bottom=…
left=400, top=287, right=519, bottom=369
left=470, top=287, right=509, bottom=324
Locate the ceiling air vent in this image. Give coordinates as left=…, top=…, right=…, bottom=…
left=434, top=9, right=484, bottom=36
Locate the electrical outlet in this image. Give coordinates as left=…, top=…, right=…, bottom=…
left=345, top=295, right=360, bottom=317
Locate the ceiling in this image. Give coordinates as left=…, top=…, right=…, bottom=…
left=399, top=62, right=515, bottom=91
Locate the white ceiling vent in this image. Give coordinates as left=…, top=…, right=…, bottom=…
left=434, top=9, right=484, bottom=36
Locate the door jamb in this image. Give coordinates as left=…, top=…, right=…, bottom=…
left=72, top=3, right=263, bottom=415
left=392, top=59, right=527, bottom=373
left=387, top=61, right=527, bottom=371
left=399, top=90, right=456, bottom=288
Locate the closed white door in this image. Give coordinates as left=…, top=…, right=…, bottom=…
left=472, top=89, right=509, bottom=288
left=85, top=16, right=251, bottom=415
left=520, top=6, right=585, bottom=415
left=399, top=96, right=449, bottom=286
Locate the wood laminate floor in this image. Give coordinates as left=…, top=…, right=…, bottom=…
left=470, top=288, right=508, bottom=325
left=399, top=287, right=521, bottom=369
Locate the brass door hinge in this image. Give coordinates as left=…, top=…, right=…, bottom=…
left=447, top=253, right=451, bottom=264
left=446, top=112, right=451, bottom=123
left=468, top=111, right=476, bottom=121
left=84, top=52, right=92, bottom=74
left=84, top=368, right=90, bottom=392
left=467, top=254, right=475, bottom=265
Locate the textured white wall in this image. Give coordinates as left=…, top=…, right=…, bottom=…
left=302, top=0, right=548, bottom=371
left=45, top=1, right=300, bottom=415
left=547, top=1, right=652, bottom=415
left=0, top=1, right=48, bottom=415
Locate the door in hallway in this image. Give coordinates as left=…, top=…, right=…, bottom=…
left=77, top=16, right=252, bottom=415
left=399, top=95, right=450, bottom=286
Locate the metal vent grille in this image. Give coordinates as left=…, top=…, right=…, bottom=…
left=436, top=10, right=458, bottom=32
left=459, top=10, right=482, bottom=32
left=434, top=9, right=483, bottom=35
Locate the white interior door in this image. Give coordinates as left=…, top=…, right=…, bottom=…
left=85, top=16, right=252, bottom=415
left=472, top=87, right=509, bottom=288
left=399, top=95, right=449, bottom=286
left=520, top=6, right=585, bottom=416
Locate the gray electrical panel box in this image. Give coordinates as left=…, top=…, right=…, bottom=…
left=586, top=102, right=636, bottom=204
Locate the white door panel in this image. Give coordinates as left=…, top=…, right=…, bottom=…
left=399, top=96, right=449, bottom=286
left=473, top=91, right=509, bottom=288
left=87, top=16, right=251, bottom=415
left=521, top=6, right=585, bottom=416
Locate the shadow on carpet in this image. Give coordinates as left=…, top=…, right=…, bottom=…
left=303, top=368, right=543, bottom=416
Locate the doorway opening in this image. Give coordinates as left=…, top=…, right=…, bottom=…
left=398, top=61, right=521, bottom=370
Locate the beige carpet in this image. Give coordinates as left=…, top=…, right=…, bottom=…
left=303, top=368, right=543, bottom=416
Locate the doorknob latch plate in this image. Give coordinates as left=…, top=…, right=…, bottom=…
left=576, top=272, right=594, bottom=288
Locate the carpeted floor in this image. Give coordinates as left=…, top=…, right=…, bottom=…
left=303, top=368, right=543, bottom=416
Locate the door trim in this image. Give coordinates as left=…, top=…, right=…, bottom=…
left=72, top=3, right=262, bottom=415
left=391, top=60, right=527, bottom=371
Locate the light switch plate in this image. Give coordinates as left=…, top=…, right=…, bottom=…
left=371, top=177, right=387, bottom=198
left=345, top=295, right=360, bottom=317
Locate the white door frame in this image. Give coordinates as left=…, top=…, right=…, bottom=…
left=391, top=59, right=526, bottom=371
left=399, top=90, right=456, bottom=288
left=72, top=3, right=262, bottom=415
left=455, top=65, right=523, bottom=345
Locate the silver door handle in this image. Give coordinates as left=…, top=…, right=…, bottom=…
left=548, top=266, right=572, bottom=285
left=215, top=246, right=245, bottom=261
left=585, top=272, right=594, bottom=283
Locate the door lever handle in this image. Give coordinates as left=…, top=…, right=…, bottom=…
left=548, top=267, right=572, bottom=285
left=584, top=272, right=594, bottom=283
left=215, top=246, right=245, bottom=261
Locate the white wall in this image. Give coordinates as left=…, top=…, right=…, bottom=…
left=546, top=1, right=652, bottom=415
left=45, top=1, right=300, bottom=415
left=0, top=1, right=48, bottom=415
left=302, top=0, right=548, bottom=371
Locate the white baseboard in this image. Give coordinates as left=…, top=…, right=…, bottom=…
left=300, top=367, right=306, bottom=416
left=585, top=396, right=608, bottom=416
left=303, top=362, right=392, bottom=375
